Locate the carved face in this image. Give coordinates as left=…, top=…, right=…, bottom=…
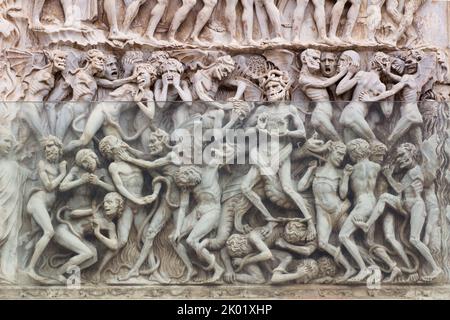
left=329, top=146, right=346, bottom=168
left=320, top=52, right=337, bottom=77
left=265, top=80, right=286, bottom=102
left=391, top=57, right=405, bottom=75
left=80, top=153, right=97, bottom=172
left=162, top=65, right=181, bottom=85
left=404, top=56, right=418, bottom=75
left=0, top=133, right=13, bottom=156
left=148, top=134, right=165, bottom=156
left=304, top=50, right=321, bottom=72
left=90, top=53, right=105, bottom=73
left=396, top=146, right=415, bottom=169
left=44, top=141, right=62, bottom=163
left=53, top=52, right=67, bottom=72
left=137, top=68, right=152, bottom=89
left=104, top=57, right=119, bottom=80
left=103, top=193, right=121, bottom=219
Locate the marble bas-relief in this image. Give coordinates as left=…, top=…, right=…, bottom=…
left=0, top=0, right=450, bottom=298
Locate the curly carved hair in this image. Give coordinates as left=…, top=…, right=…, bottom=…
left=41, top=135, right=63, bottom=155
left=296, top=259, right=319, bottom=282
left=329, top=141, right=346, bottom=153
left=371, top=141, right=388, bottom=157
left=397, top=142, right=418, bottom=160
left=283, top=220, right=309, bottom=244
left=347, top=138, right=371, bottom=161
left=75, top=148, right=99, bottom=167
left=370, top=52, right=390, bottom=71
left=226, top=234, right=252, bottom=258
left=103, top=192, right=125, bottom=219
left=159, top=58, right=184, bottom=75
left=174, top=165, right=202, bottom=189
left=317, top=256, right=337, bottom=278
left=99, top=135, right=127, bottom=159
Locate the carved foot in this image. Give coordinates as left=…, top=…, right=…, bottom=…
left=327, top=35, right=345, bottom=46
left=118, top=269, right=140, bottom=281
left=27, top=269, right=63, bottom=285
left=190, top=37, right=208, bottom=47
left=108, top=31, right=129, bottom=41
left=383, top=266, right=402, bottom=283
left=335, top=267, right=357, bottom=283
left=181, top=268, right=198, bottom=283
left=30, top=21, right=46, bottom=31
left=422, top=268, right=443, bottom=282
left=347, top=268, right=371, bottom=282
left=205, top=265, right=224, bottom=284
left=144, top=36, right=169, bottom=46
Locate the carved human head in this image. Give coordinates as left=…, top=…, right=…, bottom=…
left=261, top=70, right=289, bottom=102
left=404, top=50, right=423, bottom=75
left=75, top=149, right=100, bottom=172
left=103, top=192, right=125, bottom=220
left=99, top=136, right=128, bottom=160
left=317, top=256, right=337, bottom=278
left=370, top=142, right=388, bottom=165
left=396, top=143, right=417, bottom=169
left=301, top=49, right=321, bottom=72
left=328, top=141, right=346, bottom=168
left=370, top=52, right=390, bottom=72
left=47, top=50, right=68, bottom=72
left=174, top=165, right=202, bottom=190
left=211, top=55, right=235, bottom=80
left=149, top=51, right=170, bottom=74
left=86, top=49, right=105, bottom=74
left=320, top=52, right=338, bottom=77
left=121, top=51, right=144, bottom=77
left=42, top=135, right=63, bottom=163
left=339, top=50, right=360, bottom=72
left=103, top=55, right=119, bottom=81
left=0, top=126, right=14, bottom=157
left=226, top=234, right=252, bottom=258
left=346, top=139, right=371, bottom=162
left=134, top=63, right=158, bottom=89
left=296, top=259, right=319, bottom=283
left=148, top=128, right=171, bottom=156
left=390, top=55, right=405, bottom=75
left=283, top=220, right=310, bottom=244
left=159, top=58, right=184, bottom=84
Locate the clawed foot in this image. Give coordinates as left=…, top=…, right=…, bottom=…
left=347, top=269, right=371, bottom=282
left=422, top=268, right=443, bottom=282
left=383, top=266, right=402, bottom=283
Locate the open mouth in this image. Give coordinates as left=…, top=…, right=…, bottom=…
left=111, top=71, right=118, bottom=77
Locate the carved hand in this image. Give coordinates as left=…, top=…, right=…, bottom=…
left=343, top=164, right=353, bottom=176
left=59, top=160, right=67, bottom=174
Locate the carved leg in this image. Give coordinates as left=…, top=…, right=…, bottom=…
left=292, top=0, right=308, bottom=42
left=119, top=205, right=171, bottom=281
left=311, top=0, right=330, bottom=43
left=26, top=196, right=56, bottom=283
left=311, top=108, right=340, bottom=141
left=409, top=201, right=442, bottom=281
left=316, top=207, right=356, bottom=281
left=94, top=206, right=133, bottom=280
left=225, top=0, right=239, bottom=43
left=339, top=206, right=370, bottom=282
left=145, top=0, right=169, bottom=42
left=122, top=0, right=147, bottom=34
left=254, top=0, right=270, bottom=40
left=168, top=0, right=197, bottom=41
left=262, top=0, right=283, bottom=39
left=190, top=0, right=218, bottom=44
left=31, top=0, right=46, bottom=30
left=186, top=205, right=223, bottom=283
left=53, top=225, right=95, bottom=282
left=328, top=0, right=347, bottom=44
left=383, top=213, right=413, bottom=269
left=241, top=0, right=257, bottom=45
left=64, top=108, right=105, bottom=152
left=104, top=0, right=128, bottom=39
left=423, top=186, right=439, bottom=246
left=61, top=0, right=75, bottom=27
left=341, top=0, right=361, bottom=42
left=22, top=103, right=48, bottom=140
left=241, top=166, right=276, bottom=222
